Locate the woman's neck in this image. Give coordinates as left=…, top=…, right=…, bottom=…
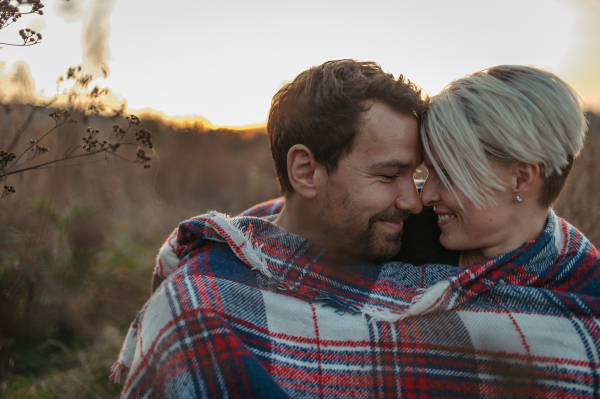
left=458, top=250, right=487, bottom=269
left=458, top=207, right=549, bottom=269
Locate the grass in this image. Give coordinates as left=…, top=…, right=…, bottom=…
left=1, top=325, right=124, bottom=398
left=0, top=197, right=159, bottom=398
left=0, top=104, right=281, bottom=397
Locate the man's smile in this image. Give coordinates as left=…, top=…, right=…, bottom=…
left=376, top=218, right=406, bottom=233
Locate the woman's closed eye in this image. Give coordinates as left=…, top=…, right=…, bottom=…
left=441, top=171, right=453, bottom=183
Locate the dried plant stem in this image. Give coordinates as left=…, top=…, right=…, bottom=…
left=5, top=142, right=140, bottom=175
left=0, top=41, right=37, bottom=46
left=5, top=107, right=37, bottom=153
left=6, top=121, right=66, bottom=172
left=1, top=109, right=154, bottom=201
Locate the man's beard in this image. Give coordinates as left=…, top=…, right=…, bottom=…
left=351, top=208, right=409, bottom=262
left=321, top=182, right=410, bottom=263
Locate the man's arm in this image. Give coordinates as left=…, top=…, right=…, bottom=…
left=151, top=228, right=180, bottom=293
left=120, top=279, right=290, bottom=398
left=150, top=198, right=286, bottom=293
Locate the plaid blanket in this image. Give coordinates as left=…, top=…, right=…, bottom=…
left=112, top=203, right=600, bottom=398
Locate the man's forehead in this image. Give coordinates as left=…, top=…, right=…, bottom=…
left=352, top=104, right=420, bottom=158
left=357, top=104, right=418, bottom=140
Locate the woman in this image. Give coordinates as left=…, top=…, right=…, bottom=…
left=401, top=65, right=600, bottom=396
left=419, top=65, right=589, bottom=270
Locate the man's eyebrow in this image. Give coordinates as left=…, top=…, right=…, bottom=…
left=367, top=160, right=413, bottom=169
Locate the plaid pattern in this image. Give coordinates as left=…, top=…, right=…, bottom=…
left=150, top=198, right=284, bottom=292
left=113, top=204, right=600, bottom=398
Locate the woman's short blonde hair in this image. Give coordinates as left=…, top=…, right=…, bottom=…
left=422, top=65, right=587, bottom=210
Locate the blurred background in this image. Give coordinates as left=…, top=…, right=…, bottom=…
left=1, top=0, right=599, bottom=397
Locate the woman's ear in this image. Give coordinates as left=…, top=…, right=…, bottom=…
left=287, top=144, right=320, bottom=199
left=512, top=162, right=541, bottom=199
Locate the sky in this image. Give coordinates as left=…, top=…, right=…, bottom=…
left=2, top=0, right=600, bottom=127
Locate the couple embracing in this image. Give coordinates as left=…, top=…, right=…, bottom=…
left=113, top=60, right=599, bottom=398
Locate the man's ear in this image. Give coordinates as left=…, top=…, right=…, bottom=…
left=511, top=162, right=541, bottom=199
left=287, top=144, right=320, bottom=199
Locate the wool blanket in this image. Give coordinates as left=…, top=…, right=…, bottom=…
left=112, top=204, right=600, bottom=398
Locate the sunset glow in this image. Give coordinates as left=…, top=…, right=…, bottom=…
left=2, top=0, right=600, bottom=127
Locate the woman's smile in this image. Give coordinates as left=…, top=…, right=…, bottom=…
left=433, top=207, right=456, bottom=227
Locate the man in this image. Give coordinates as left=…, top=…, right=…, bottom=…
left=113, top=60, right=452, bottom=397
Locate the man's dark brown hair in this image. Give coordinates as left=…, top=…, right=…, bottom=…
left=267, top=59, right=428, bottom=195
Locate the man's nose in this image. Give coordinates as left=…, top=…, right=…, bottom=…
left=396, top=181, right=423, bottom=214
left=420, top=177, right=439, bottom=207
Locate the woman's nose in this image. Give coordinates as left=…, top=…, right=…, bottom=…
left=420, top=176, right=440, bottom=207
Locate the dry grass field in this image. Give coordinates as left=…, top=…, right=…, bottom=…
left=553, top=111, right=600, bottom=246
left=0, top=103, right=598, bottom=398
left=0, top=104, right=280, bottom=397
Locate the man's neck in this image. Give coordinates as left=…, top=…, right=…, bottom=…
left=272, top=195, right=331, bottom=251
left=271, top=205, right=294, bottom=232
left=273, top=196, right=311, bottom=240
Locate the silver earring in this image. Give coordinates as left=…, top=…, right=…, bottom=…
left=516, top=195, right=522, bottom=203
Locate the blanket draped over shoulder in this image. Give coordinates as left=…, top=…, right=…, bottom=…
left=112, top=200, right=600, bottom=398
